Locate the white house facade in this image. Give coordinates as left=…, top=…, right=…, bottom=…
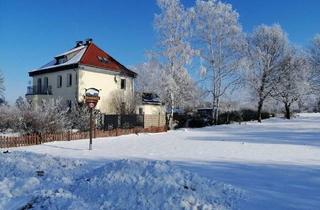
left=26, top=39, right=137, bottom=114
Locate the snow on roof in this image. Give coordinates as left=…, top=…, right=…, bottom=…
left=31, top=46, right=87, bottom=72
left=54, top=45, right=86, bottom=58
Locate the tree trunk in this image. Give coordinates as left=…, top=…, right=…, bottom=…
left=215, top=97, right=220, bottom=125
left=257, top=100, right=263, bottom=123
left=284, top=103, right=291, bottom=119
left=212, top=96, right=216, bottom=125
left=169, top=92, right=174, bottom=130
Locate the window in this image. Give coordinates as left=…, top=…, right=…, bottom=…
left=43, top=77, right=49, bottom=93
left=120, top=79, right=126, bottom=90
left=37, top=78, right=42, bottom=93
left=97, top=56, right=109, bottom=64
left=44, top=77, right=48, bottom=88
left=57, top=56, right=67, bottom=64
left=67, top=74, right=72, bottom=87
left=57, top=75, right=62, bottom=88
left=139, top=108, right=143, bottom=115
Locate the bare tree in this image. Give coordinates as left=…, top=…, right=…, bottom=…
left=191, top=0, right=245, bottom=124
left=110, top=90, right=136, bottom=114
left=134, top=53, right=164, bottom=95
left=271, top=48, right=310, bottom=119
left=0, top=70, right=5, bottom=102
left=244, top=24, right=289, bottom=122
left=309, top=34, right=320, bottom=92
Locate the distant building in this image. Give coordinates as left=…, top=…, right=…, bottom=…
left=26, top=39, right=137, bottom=114
left=136, top=92, right=166, bottom=127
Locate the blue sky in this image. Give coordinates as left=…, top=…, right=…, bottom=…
left=0, top=0, right=319, bottom=103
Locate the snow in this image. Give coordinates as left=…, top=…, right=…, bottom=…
left=30, top=46, right=87, bottom=72
left=54, top=45, right=86, bottom=58
left=2, top=113, right=320, bottom=209
left=0, top=152, right=239, bottom=210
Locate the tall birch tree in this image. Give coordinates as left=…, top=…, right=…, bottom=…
left=154, top=0, right=196, bottom=128
left=191, top=0, right=245, bottom=124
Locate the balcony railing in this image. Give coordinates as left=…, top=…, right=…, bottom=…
left=26, top=85, right=52, bottom=95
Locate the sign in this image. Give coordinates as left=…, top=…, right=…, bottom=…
left=84, top=95, right=100, bottom=108
left=84, top=88, right=101, bottom=151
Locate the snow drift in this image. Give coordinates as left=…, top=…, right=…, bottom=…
left=0, top=151, right=240, bottom=210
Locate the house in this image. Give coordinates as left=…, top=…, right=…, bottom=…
left=136, top=93, right=166, bottom=127
left=26, top=39, right=137, bottom=114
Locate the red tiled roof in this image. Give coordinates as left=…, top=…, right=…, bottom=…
left=29, top=42, right=137, bottom=77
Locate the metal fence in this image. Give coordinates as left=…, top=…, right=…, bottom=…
left=103, top=114, right=144, bottom=130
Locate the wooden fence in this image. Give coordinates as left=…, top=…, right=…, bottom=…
left=0, top=126, right=167, bottom=149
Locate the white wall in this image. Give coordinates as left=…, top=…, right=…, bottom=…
left=30, top=68, right=78, bottom=104
left=78, top=65, right=134, bottom=114
left=30, top=65, right=135, bottom=114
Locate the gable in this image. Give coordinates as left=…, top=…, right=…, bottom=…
left=29, top=40, right=137, bottom=78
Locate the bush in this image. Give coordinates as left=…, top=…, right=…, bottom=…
left=0, top=105, right=18, bottom=133
left=16, top=98, right=70, bottom=135
left=218, top=109, right=273, bottom=124
left=188, top=117, right=210, bottom=128
left=67, top=102, right=102, bottom=132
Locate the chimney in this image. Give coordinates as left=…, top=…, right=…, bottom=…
left=76, top=40, right=83, bottom=47
left=85, top=38, right=93, bottom=45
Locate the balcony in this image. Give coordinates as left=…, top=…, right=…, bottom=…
left=26, top=85, right=52, bottom=95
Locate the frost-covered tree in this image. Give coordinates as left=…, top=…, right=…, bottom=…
left=134, top=53, right=164, bottom=95
left=109, top=90, right=137, bottom=114
left=271, top=48, right=310, bottom=119
left=191, top=0, right=245, bottom=124
left=67, top=102, right=91, bottom=131
left=0, top=70, right=5, bottom=101
left=0, top=105, right=18, bottom=133
left=154, top=0, right=196, bottom=128
left=16, top=98, right=70, bottom=136
left=309, top=34, right=320, bottom=92
left=245, top=24, right=289, bottom=122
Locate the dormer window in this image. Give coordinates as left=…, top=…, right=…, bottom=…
left=97, top=56, right=109, bottom=64
left=56, top=56, right=67, bottom=64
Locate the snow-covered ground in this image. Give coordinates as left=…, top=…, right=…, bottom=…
left=2, top=113, right=320, bottom=209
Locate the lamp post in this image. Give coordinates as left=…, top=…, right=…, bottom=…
left=84, top=88, right=100, bottom=150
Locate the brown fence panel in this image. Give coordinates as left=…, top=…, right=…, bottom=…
left=0, top=126, right=167, bottom=149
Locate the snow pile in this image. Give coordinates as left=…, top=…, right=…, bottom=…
left=73, top=160, right=240, bottom=210
left=0, top=151, right=86, bottom=210
left=0, top=151, right=240, bottom=210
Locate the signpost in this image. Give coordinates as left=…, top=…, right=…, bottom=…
left=84, top=88, right=100, bottom=150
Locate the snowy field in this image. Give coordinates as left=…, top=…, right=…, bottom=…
left=2, top=113, right=320, bottom=209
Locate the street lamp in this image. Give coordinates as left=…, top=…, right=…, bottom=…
left=84, top=88, right=100, bottom=150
